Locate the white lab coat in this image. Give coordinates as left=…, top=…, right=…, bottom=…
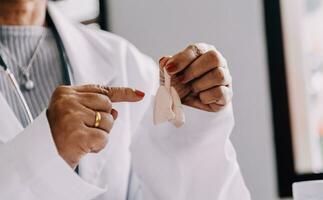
left=0, top=2, right=251, bottom=200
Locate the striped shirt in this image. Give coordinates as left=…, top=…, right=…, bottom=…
left=0, top=26, right=67, bottom=127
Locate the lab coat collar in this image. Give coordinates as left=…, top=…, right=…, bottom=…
left=47, top=2, right=116, bottom=86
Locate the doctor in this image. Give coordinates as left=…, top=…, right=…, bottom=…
left=0, top=0, right=250, bottom=200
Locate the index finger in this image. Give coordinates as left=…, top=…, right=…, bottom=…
left=73, top=85, right=145, bottom=103
left=103, top=87, right=145, bottom=102
left=164, top=43, right=212, bottom=75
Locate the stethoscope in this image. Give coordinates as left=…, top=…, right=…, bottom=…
left=0, top=20, right=72, bottom=125
left=0, top=61, right=34, bottom=124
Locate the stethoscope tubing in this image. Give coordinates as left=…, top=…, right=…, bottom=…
left=0, top=18, right=72, bottom=125
left=0, top=67, right=34, bottom=124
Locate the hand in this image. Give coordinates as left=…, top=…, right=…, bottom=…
left=47, top=85, right=145, bottom=169
left=159, top=43, right=232, bottom=112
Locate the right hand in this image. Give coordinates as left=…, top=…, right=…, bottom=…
left=47, top=85, right=145, bottom=169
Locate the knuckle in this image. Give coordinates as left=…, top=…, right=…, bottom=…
left=206, top=50, right=220, bottom=63
left=100, top=95, right=112, bottom=108
left=106, top=100, right=113, bottom=111
left=85, top=84, right=100, bottom=90
left=213, top=86, right=232, bottom=105
left=52, top=99, right=67, bottom=112
left=187, top=44, right=197, bottom=49
left=187, top=44, right=197, bottom=52
left=53, top=85, right=70, bottom=96
left=106, top=113, right=115, bottom=123
left=87, top=93, right=98, bottom=101
left=187, top=44, right=202, bottom=57
left=93, top=84, right=101, bottom=89
left=110, top=87, right=121, bottom=95
left=199, top=92, right=209, bottom=104
left=104, top=86, right=117, bottom=98
left=101, top=114, right=114, bottom=131
left=89, top=132, right=108, bottom=152
left=124, top=88, right=134, bottom=98
left=57, top=96, right=76, bottom=110
left=52, top=89, right=75, bottom=106
left=213, top=68, right=225, bottom=82
left=55, top=85, right=67, bottom=93
left=214, top=86, right=226, bottom=98
left=104, top=86, right=112, bottom=94
left=171, top=53, right=184, bottom=64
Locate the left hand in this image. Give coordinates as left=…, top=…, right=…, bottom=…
left=159, top=43, right=232, bottom=112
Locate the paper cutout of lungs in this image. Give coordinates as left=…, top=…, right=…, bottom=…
left=154, top=68, right=185, bottom=128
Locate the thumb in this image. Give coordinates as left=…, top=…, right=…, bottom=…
left=103, top=87, right=145, bottom=102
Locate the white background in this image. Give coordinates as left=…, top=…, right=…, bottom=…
left=108, top=0, right=289, bottom=199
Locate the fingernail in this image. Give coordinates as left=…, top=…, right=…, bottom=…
left=165, top=63, right=177, bottom=73
left=111, top=109, right=118, bottom=120
left=159, top=57, right=166, bottom=64
left=135, top=90, right=145, bottom=98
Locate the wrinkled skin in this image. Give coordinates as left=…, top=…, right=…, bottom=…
left=160, top=43, right=233, bottom=112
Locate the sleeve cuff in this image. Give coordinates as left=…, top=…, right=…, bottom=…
left=146, top=95, right=235, bottom=145
left=182, top=102, right=235, bottom=134
left=0, top=111, right=106, bottom=200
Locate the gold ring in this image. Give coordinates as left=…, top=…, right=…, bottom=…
left=94, top=112, right=101, bottom=128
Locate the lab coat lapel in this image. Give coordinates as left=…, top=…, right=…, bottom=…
left=0, top=92, right=23, bottom=143
left=47, top=2, right=116, bottom=86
